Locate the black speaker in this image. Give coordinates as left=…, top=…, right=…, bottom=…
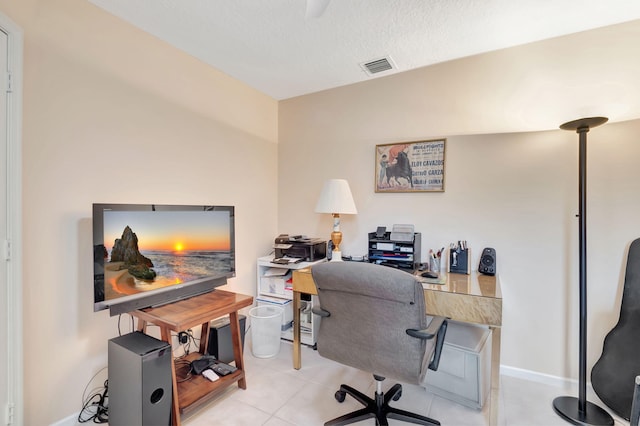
left=478, top=247, right=497, bottom=275
left=108, top=332, right=172, bottom=426
left=207, top=315, right=246, bottom=364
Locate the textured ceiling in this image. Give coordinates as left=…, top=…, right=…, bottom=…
left=87, top=0, right=640, bottom=101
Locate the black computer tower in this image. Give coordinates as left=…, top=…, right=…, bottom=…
left=207, top=314, right=246, bottom=364
left=108, top=332, right=172, bottom=426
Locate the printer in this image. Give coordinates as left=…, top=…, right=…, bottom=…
left=274, top=235, right=327, bottom=262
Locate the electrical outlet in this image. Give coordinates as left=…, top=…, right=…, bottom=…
left=178, top=332, right=189, bottom=344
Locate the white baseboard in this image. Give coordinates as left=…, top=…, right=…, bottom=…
left=500, top=364, right=578, bottom=389
left=500, top=364, right=630, bottom=425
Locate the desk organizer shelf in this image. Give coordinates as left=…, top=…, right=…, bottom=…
left=367, top=231, right=421, bottom=271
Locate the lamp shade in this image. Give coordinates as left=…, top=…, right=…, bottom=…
left=315, top=179, right=357, bottom=214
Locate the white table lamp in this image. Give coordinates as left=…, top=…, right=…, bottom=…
left=315, top=179, right=357, bottom=261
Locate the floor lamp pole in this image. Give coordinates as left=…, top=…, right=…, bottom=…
left=553, top=117, right=613, bottom=426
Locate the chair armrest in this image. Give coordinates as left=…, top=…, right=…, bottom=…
left=407, top=316, right=448, bottom=371
left=311, top=306, right=330, bottom=317
left=406, top=315, right=447, bottom=340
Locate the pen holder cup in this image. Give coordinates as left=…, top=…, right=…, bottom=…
left=449, top=249, right=470, bottom=274
left=429, top=257, right=441, bottom=273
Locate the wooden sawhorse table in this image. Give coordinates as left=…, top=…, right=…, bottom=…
left=131, top=289, right=253, bottom=426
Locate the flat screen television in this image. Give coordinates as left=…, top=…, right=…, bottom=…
left=93, top=203, right=235, bottom=316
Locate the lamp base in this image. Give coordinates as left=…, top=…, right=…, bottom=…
left=330, top=250, right=343, bottom=262
left=553, top=396, right=613, bottom=426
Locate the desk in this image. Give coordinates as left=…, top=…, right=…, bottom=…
left=132, top=289, right=253, bottom=426
left=291, top=269, right=502, bottom=425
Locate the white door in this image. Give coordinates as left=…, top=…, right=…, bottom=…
left=0, top=27, right=9, bottom=423
left=0, top=12, right=23, bottom=424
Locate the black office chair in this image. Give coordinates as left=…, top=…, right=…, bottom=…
left=311, top=262, right=448, bottom=426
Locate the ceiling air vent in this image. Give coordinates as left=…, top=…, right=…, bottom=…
left=360, top=56, right=395, bottom=76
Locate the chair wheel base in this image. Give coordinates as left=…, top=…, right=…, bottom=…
left=325, top=380, right=440, bottom=426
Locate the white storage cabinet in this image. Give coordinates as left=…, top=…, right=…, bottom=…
left=425, top=320, right=492, bottom=409
left=256, top=256, right=325, bottom=347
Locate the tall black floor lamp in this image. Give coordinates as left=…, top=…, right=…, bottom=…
left=552, top=117, right=614, bottom=426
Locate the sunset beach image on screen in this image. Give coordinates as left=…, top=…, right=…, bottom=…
left=102, top=209, right=232, bottom=301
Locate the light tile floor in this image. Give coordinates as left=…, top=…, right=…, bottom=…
left=184, top=335, right=629, bottom=426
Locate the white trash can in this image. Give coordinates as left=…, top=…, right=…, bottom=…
left=249, top=305, right=283, bottom=358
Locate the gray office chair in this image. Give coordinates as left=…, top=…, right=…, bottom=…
left=311, top=262, right=448, bottom=426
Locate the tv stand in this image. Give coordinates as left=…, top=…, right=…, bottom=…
left=131, top=289, right=253, bottom=426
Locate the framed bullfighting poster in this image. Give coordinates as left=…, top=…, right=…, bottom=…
left=375, top=139, right=446, bottom=193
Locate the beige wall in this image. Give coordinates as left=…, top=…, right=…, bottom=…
left=279, top=56, right=640, bottom=382
left=0, top=0, right=278, bottom=424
